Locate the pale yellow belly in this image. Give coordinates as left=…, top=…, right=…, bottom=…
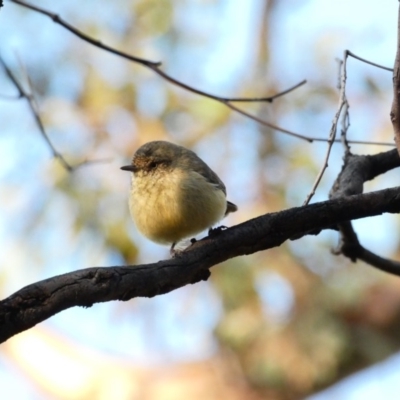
left=129, top=170, right=227, bottom=244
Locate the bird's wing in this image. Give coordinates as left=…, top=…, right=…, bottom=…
left=183, top=152, right=227, bottom=195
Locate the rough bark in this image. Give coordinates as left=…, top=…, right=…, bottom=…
left=1, top=185, right=400, bottom=343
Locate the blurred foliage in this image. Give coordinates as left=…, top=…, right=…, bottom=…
left=1, top=0, right=400, bottom=399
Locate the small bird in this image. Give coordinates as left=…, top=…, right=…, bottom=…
left=121, top=141, right=237, bottom=253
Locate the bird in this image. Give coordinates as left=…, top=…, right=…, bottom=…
left=121, top=140, right=237, bottom=253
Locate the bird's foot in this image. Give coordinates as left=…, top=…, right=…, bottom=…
left=170, top=241, right=190, bottom=258
left=170, top=250, right=184, bottom=259
left=208, top=225, right=228, bottom=237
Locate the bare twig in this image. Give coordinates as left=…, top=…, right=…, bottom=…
left=333, top=221, right=400, bottom=275
left=8, top=0, right=395, bottom=148
left=337, top=57, right=352, bottom=156
left=0, top=56, right=73, bottom=171
left=1, top=56, right=111, bottom=171
left=10, top=0, right=161, bottom=68
left=226, top=79, right=307, bottom=102
left=314, top=138, right=394, bottom=146
left=303, top=51, right=349, bottom=205
left=223, top=101, right=312, bottom=140
left=10, top=0, right=309, bottom=139
left=340, top=101, right=351, bottom=155
left=148, top=66, right=311, bottom=139
left=346, top=50, right=393, bottom=72
left=301, top=45, right=393, bottom=205
left=391, top=3, right=400, bottom=154
left=335, top=58, right=343, bottom=90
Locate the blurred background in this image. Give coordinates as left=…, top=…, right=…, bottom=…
left=1, top=0, right=400, bottom=399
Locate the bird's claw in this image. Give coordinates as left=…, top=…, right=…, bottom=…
left=208, top=225, right=228, bottom=237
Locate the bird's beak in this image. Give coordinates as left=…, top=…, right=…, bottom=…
left=121, top=165, right=137, bottom=172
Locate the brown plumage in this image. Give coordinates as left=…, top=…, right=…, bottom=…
left=121, top=141, right=237, bottom=252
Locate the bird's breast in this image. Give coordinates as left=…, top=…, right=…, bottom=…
left=129, top=169, right=227, bottom=243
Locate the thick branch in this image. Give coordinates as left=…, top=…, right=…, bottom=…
left=330, top=149, right=400, bottom=272
left=1, top=186, right=400, bottom=344
left=334, top=221, right=400, bottom=275
left=330, top=149, right=400, bottom=197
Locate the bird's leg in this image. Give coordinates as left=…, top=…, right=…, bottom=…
left=170, top=242, right=176, bottom=257
left=170, top=242, right=186, bottom=258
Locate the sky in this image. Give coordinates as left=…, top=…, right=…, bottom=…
left=1, top=0, right=400, bottom=399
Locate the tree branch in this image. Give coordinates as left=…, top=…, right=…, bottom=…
left=0, top=56, right=73, bottom=171
left=330, top=149, right=400, bottom=272
left=1, top=186, right=400, bottom=344
left=9, top=0, right=395, bottom=147
left=391, top=2, right=400, bottom=154
left=9, top=0, right=309, bottom=140
left=0, top=56, right=109, bottom=172
left=330, top=149, right=400, bottom=198
left=304, top=44, right=398, bottom=206
left=303, top=51, right=349, bottom=205
left=346, top=50, right=393, bottom=71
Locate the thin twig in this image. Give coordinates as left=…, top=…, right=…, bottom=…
left=0, top=56, right=73, bottom=171
left=346, top=50, right=393, bottom=72
left=150, top=65, right=311, bottom=139
left=335, top=58, right=343, bottom=90
left=332, top=220, right=400, bottom=276
left=303, top=51, right=349, bottom=205
left=6, top=0, right=322, bottom=141
left=390, top=4, right=400, bottom=154
left=10, top=0, right=161, bottom=68
left=9, top=0, right=397, bottom=148
left=1, top=56, right=110, bottom=171
left=313, top=138, right=394, bottom=146
left=340, top=100, right=351, bottom=155
left=225, top=79, right=307, bottom=102
left=224, top=101, right=312, bottom=140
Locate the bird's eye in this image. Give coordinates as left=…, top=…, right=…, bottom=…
left=149, top=161, right=157, bottom=169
